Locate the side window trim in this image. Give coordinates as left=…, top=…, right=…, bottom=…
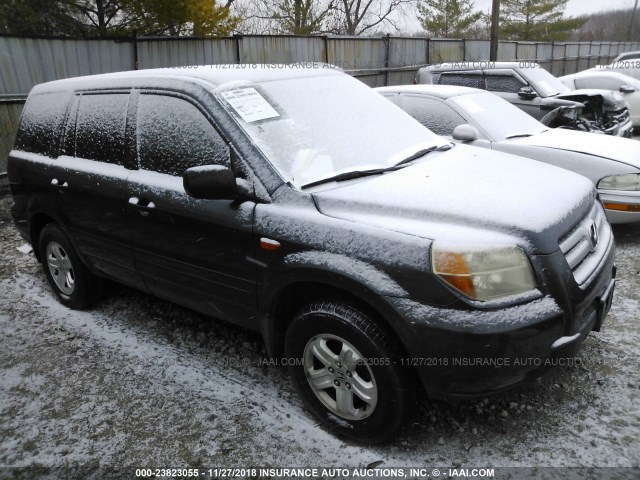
left=124, top=90, right=139, bottom=170
left=58, top=94, right=80, bottom=158
left=138, top=89, right=232, bottom=148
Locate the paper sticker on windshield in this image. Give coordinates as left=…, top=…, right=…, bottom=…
left=220, top=88, right=280, bottom=123
left=455, top=96, right=484, bottom=114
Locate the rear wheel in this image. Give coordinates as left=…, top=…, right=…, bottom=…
left=285, top=300, right=413, bottom=443
left=39, top=224, right=101, bottom=309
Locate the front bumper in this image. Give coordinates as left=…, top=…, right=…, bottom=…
left=599, top=189, right=640, bottom=224
left=386, top=242, right=616, bottom=400
left=608, top=117, right=633, bottom=137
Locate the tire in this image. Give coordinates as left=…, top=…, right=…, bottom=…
left=285, top=300, right=414, bottom=444
left=38, top=223, right=101, bottom=309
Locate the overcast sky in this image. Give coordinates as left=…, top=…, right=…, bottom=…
left=473, top=0, right=637, bottom=17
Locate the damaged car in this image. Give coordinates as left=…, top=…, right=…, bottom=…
left=415, top=62, right=633, bottom=137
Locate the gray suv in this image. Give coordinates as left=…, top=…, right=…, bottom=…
left=8, top=65, right=616, bottom=442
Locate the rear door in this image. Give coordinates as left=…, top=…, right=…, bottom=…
left=126, top=90, right=258, bottom=328
left=52, top=90, right=144, bottom=289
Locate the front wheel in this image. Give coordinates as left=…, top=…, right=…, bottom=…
left=39, top=223, right=101, bottom=309
left=285, top=300, right=414, bottom=443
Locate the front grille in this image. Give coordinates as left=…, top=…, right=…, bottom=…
left=559, top=203, right=612, bottom=287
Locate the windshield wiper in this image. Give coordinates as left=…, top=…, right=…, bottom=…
left=300, top=144, right=453, bottom=190
left=393, top=143, right=453, bottom=168
left=301, top=166, right=404, bottom=189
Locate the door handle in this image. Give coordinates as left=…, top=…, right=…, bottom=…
left=128, top=197, right=155, bottom=216
left=51, top=178, right=69, bottom=188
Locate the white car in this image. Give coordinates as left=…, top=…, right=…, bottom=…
left=560, top=71, right=640, bottom=127
left=376, top=84, right=640, bottom=224
left=614, top=51, right=640, bottom=62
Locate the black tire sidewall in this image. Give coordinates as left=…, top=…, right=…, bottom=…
left=285, top=303, right=411, bottom=443
left=39, top=224, right=94, bottom=309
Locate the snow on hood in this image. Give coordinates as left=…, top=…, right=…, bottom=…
left=512, top=129, right=640, bottom=170
left=312, top=145, right=595, bottom=254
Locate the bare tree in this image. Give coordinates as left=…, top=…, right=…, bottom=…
left=326, top=0, right=416, bottom=35
left=572, top=7, right=640, bottom=41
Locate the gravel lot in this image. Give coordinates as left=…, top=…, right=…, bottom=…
left=0, top=193, right=639, bottom=476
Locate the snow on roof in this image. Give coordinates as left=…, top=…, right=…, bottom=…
left=375, top=84, right=482, bottom=98
left=31, top=63, right=345, bottom=93
left=421, top=61, right=522, bottom=71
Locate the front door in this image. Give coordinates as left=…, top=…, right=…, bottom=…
left=126, top=91, right=258, bottom=328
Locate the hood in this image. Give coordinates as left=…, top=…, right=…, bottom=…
left=312, top=145, right=595, bottom=254
left=557, top=89, right=627, bottom=111
left=511, top=128, right=640, bottom=170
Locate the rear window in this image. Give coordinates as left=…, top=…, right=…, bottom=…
left=15, top=92, right=71, bottom=156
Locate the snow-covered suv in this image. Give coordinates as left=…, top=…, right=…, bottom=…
left=9, top=65, right=616, bottom=442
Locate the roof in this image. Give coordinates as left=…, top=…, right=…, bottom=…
left=31, top=63, right=345, bottom=93
left=419, top=61, right=522, bottom=72
left=562, top=70, right=639, bottom=82
left=375, top=84, right=483, bottom=99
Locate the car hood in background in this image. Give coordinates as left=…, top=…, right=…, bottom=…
left=312, top=145, right=595, bottom=254
left=511, top=128, right=640, bottom=169
left=556, top=89, right=627, bottom=111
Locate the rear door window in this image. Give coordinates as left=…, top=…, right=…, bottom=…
left=75, top=93, right=130, bottom=166
left=136, top=94, right=230, bottom=176
left=438, top=73, right=485, bottom=89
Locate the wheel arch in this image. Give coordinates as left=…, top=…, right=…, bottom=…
left=29, top=212, right=57, bottom=262
left=258, top=262, right=415, bottom=367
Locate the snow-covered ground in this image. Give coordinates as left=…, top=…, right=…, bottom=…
left=0, top=195, right=638, bottom=474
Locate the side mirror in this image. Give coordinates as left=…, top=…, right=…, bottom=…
left=183, top=165, right=239, bottom=200
left=452, top=124, right=479, bottom=142
left=518, top=86, right=538, bottom=100
left=620, top=85, right=635, bottom=94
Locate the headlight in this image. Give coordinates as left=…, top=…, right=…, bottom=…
left=432, top=245, right=536, bottom=302
left=597, top=174, right=640, bottom=191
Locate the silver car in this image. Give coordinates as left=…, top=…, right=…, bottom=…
left=377, top=84, right=640, bottom=224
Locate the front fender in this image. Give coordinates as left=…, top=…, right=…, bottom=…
left=257, top=250, right=414, bottom=358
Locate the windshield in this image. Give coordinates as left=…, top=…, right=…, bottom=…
left=523, top=67, right=571, bottom=97
left=215, top=74, right=445, bottom=188
left=450, top=92, right=547, bottom=141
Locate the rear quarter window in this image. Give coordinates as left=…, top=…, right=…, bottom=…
left=15, top=92, right=72, bottom=156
